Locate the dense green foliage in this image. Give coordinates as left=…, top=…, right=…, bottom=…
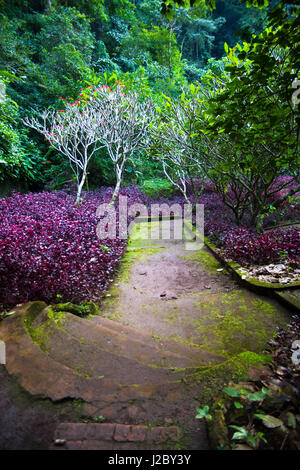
left=153, top=1, right=299, bottom=229
left=0, top=91, right=42, bottom=184
left=0, top=0, right=298, bottom=228
left=0, top=0, right=278, bottom=191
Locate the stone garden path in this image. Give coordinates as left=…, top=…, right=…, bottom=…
left=0, top=220, right=290, bottom=450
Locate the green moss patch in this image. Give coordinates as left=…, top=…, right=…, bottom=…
left=190, top=290, right=289, bottom=357
left=190, top=351, right=271, bottom=404
left=24, top=306, right=66, bottom=352
left=54, top=301, right=99, bottom=318
left=94, top=222, right=166, bottom=320
left=159, top=290, right=289, bottom=359
left=179, top=248, right=221, bottom=273
left=22, top=301, right=47, bottom=329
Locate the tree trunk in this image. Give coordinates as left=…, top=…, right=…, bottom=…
left=75, top=170, right=87, bottom=206
left=256, top=216, right=264, bottom=234
left=110, top=176, right=121, bottom=205
left=109, top=161, right=124, bottom=205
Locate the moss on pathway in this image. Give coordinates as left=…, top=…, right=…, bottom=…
left=91, top=220, right=290, bottom=382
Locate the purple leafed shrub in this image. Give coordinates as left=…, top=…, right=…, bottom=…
left=155, top=189, right=299, bottom=267
left=220, top=227, right=300, bottom=266
left=0, top=186, right=146, bottom=308
left=196, top=188, right=299, bottom=267
left=147, top=189, right=299, bottom=267
left=199, top=192, right=236, bottom=244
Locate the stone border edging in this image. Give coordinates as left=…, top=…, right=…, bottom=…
left=263, top=221, right=300, bottom=232
left=183, top=219, right=300, bottom=313
left=203, top=236, right=300, bottom=313
left=273, top=291, right=300, bottom=312
left=52, top=422, right=181, bottom=450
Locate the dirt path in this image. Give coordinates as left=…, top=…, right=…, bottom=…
left=92, top=220, right=290, bottom=359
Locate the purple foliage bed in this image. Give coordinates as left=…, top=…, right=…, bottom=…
left=0, top=183, right=299, bottom=308
left=0, top=186, right=147, bottom=307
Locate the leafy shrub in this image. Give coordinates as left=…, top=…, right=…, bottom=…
left=0, top=96, right=43, bottom=184
left=150, top=188, right=300, bottom=267
left=221, top=227, right=300, bottom=266
left=141, top=178, right=175, bottom=198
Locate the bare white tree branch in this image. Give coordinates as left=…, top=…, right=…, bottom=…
left=24, top=99, right=105, bottom=205
left=24, top=84, right=154, bottom=205
left=89, top=85, right=154, bottom=203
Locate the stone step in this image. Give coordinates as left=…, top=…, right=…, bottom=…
left=0, top=303, right=189, bottom=403
left=51, top=422, right=183, bottom=450
left=76, top=311, right=225, bottom=368
left=29, top=308, right=182, bottom=385
left=0, top=302, right=211, bottom=447
left=0, top=302, right=209, bottom=432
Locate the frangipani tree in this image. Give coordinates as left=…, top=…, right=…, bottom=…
left=24, top=84, right=154, bottom=205
left=161, top=149, right=190, bottom=203
left=24, top=98, right=105, bottom=205
left=152, top=84, right=206, bottom=207
left=86, top=84, right=154, bottom=204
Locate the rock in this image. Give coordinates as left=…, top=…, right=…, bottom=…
left=127, top=405, right=141, bottom=421
left=234, top=444, right=253, bottom=450
left=244, top=261, right=299, bottom=284
left=82, top=404, right=99, bottom=417
left=207, top=409, right=231, bottom=450
left=279, top=278, right=291, bottom=285
left=248, top=366, right=273, bottom=382
left=261, top=377, right=283, bottom=392
left=275, top=366, right=289, bottom=376
left=266, top=264, right=286, bottom=274
left=54, top=439, right=66, bottom=446
left=54, top=301, right=99, bottom=317
left=159, top=291, right=178, bottom=300
left=164, top=418, right=174, bottom=425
